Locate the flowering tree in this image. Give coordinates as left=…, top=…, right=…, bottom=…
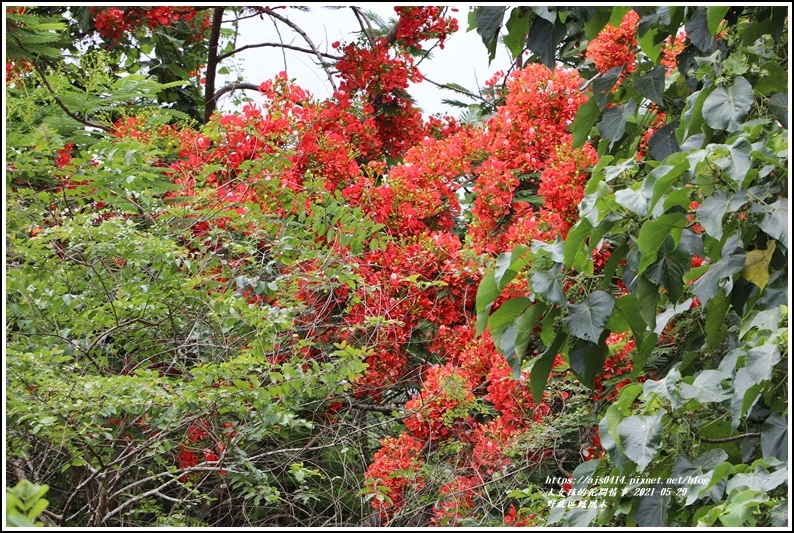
left=5, top=5, right=788, bottom=528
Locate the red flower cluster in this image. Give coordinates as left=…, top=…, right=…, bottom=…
left=586, top=10, right=641, bottom=78
left=92, top=7, right=202, bottom=41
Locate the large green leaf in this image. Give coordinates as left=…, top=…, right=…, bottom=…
left=713, top=137, right=752, bottom=186
left=568, top=334, right=609, bottom=389
left=768, top=93, right=787, bottom=128
left=647, top=122, right=681, bottom=162
left=529, top=331, right=565, bottom=401
left=637, top=213, right=688, bottom=275
left=718, top=490, right=769, bottom=527
left=692, top=251, right=746, bottom=305
left=475, top=6, right=507, bottom=63
left=745, top=344, right=782, bottom=384
left=679, top=369, right=732, bottom=403
left=644, top=237, right=690, bottom=303
left=488, top=297, right=531, bottom=341
left=514, top=302, right=549, bottom=364
left=597, top=99, right=636, bottom=149
left=635, top=485, right=670, bottom=526
left=730, top=367, right=763, bottom=430
left=593, top=66, right=623, bottom=109
left=702, top=76, right=754, bottom=132
left=614, top=185, right=648, bottom=216
left=672, top=449, right=729, bottom=505
left=706, top=6, right=730, bottom=35
left=751, top=199, right=788, bottom=249
left=494, top=244, right=531, bottom=289
left=564, top=290, right=615, bottom=343
left=685, top=8, right=717, bottom=52
left=532, top=265, right=566, bottom=306
left=526, top=16, right=567, bottom=71
left=503, top=8, right=529, bottom=60
left=697, top=189, right=748, bottom=241
left=761, top=414, right=788, bottom=462
left=635, top=66, right=666, bottom=106
left=572, top=96, right=601, bottom=148
left=563, top=218, right=593, bottom=270
left=617, top=411, right=665, bottom=471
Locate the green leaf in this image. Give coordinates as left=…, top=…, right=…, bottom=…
left=572, top=97, right=600, bottom=148
left=597, top=99, right=636, bottom=149
left=475, top=6, right=507, bottom=62
left=718, top=490, right=768, bottom=527
left=637, top=213, right=688, bottom=275
left=645, top=237, right=690, bottom=303
left=617, top=411, right=665, bottom=471
left=714, top=137, right=752, bottom=186
left=531, top=265, right=566, bottom=306
left=679, top=369, right=731, bottom=403
left=526, top=17, right=567, bottom=71
left=635, top=66, right=666, bottom=106
left=751, top=199, right=788, bottom=249
left=672, top=449, right=729, bottom=505
left=568, top=334, right=609, bottom=389
left=647, top=122, right=681, bottom=162
left=514, top=302, right=549, bottom=361
left=685, top=8, right=716, bottom=52
left=702, top=77, right=754, bottom=132
left=503, top=8, right=529, bottom=60
left=706, top=6, right=729, bottom=35
left=697, top=189, right=748, bottom=241
left=494, top=244, right=530, bottom=290
left=563, top=218, right=593, bottom=270
left=705, top=290, right=731, bottom=348
left=635, top=485, right=670, bottom=527
left=593, top=66, right=623, bottom=109
left=488, top=297, right=531, bottom=344
left=529, top=331, right=565, bottom=401
left=768, top=93, right=787, bottom=129
left=730, top=367, right=762, bottom=430
left=745, top=344, right=781, bottom=384
left=644, top=365, right=683, bottom=410
left=692, top=251, right=746, bottom=305
left=614, top=185, right=648, bottom=216
left=564, top=290, right=615, bottom=343
left=761, top=414, right=788, bottom=462
left=635, top=274, right=659, bottom=331
left=755, top=61, right=788, bottom=96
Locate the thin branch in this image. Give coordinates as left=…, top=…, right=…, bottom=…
left=262, top=7, right=338, bottom=92
left=218, top=42, right=340, bottom=62
left=351, top=7, right=375, bottom=47
left=698, top=432, right=761, bottom=443
left=210, top=82, right=262, bottom=105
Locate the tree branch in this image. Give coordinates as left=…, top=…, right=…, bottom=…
left=210, top=82, right=262, bottom=106
left=218, top=41, right=340, bottom=62
left=698, top=432, right=761, bottom=443
left=203, top=7, right=226, bottom=124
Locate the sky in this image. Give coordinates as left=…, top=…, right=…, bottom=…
left=217, top=4, right=519, bottom=118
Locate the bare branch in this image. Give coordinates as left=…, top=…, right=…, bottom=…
left=351, top=7, right=376, bottom=47
left=218, top=42, right=340, bottom=62
left=698, top=432, right=761, bottom=443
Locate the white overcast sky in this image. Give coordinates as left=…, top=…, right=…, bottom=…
left=219, top=4, right=519, bottom=117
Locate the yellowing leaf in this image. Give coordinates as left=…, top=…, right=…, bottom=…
left=742, top=241, right=776, bottom=290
